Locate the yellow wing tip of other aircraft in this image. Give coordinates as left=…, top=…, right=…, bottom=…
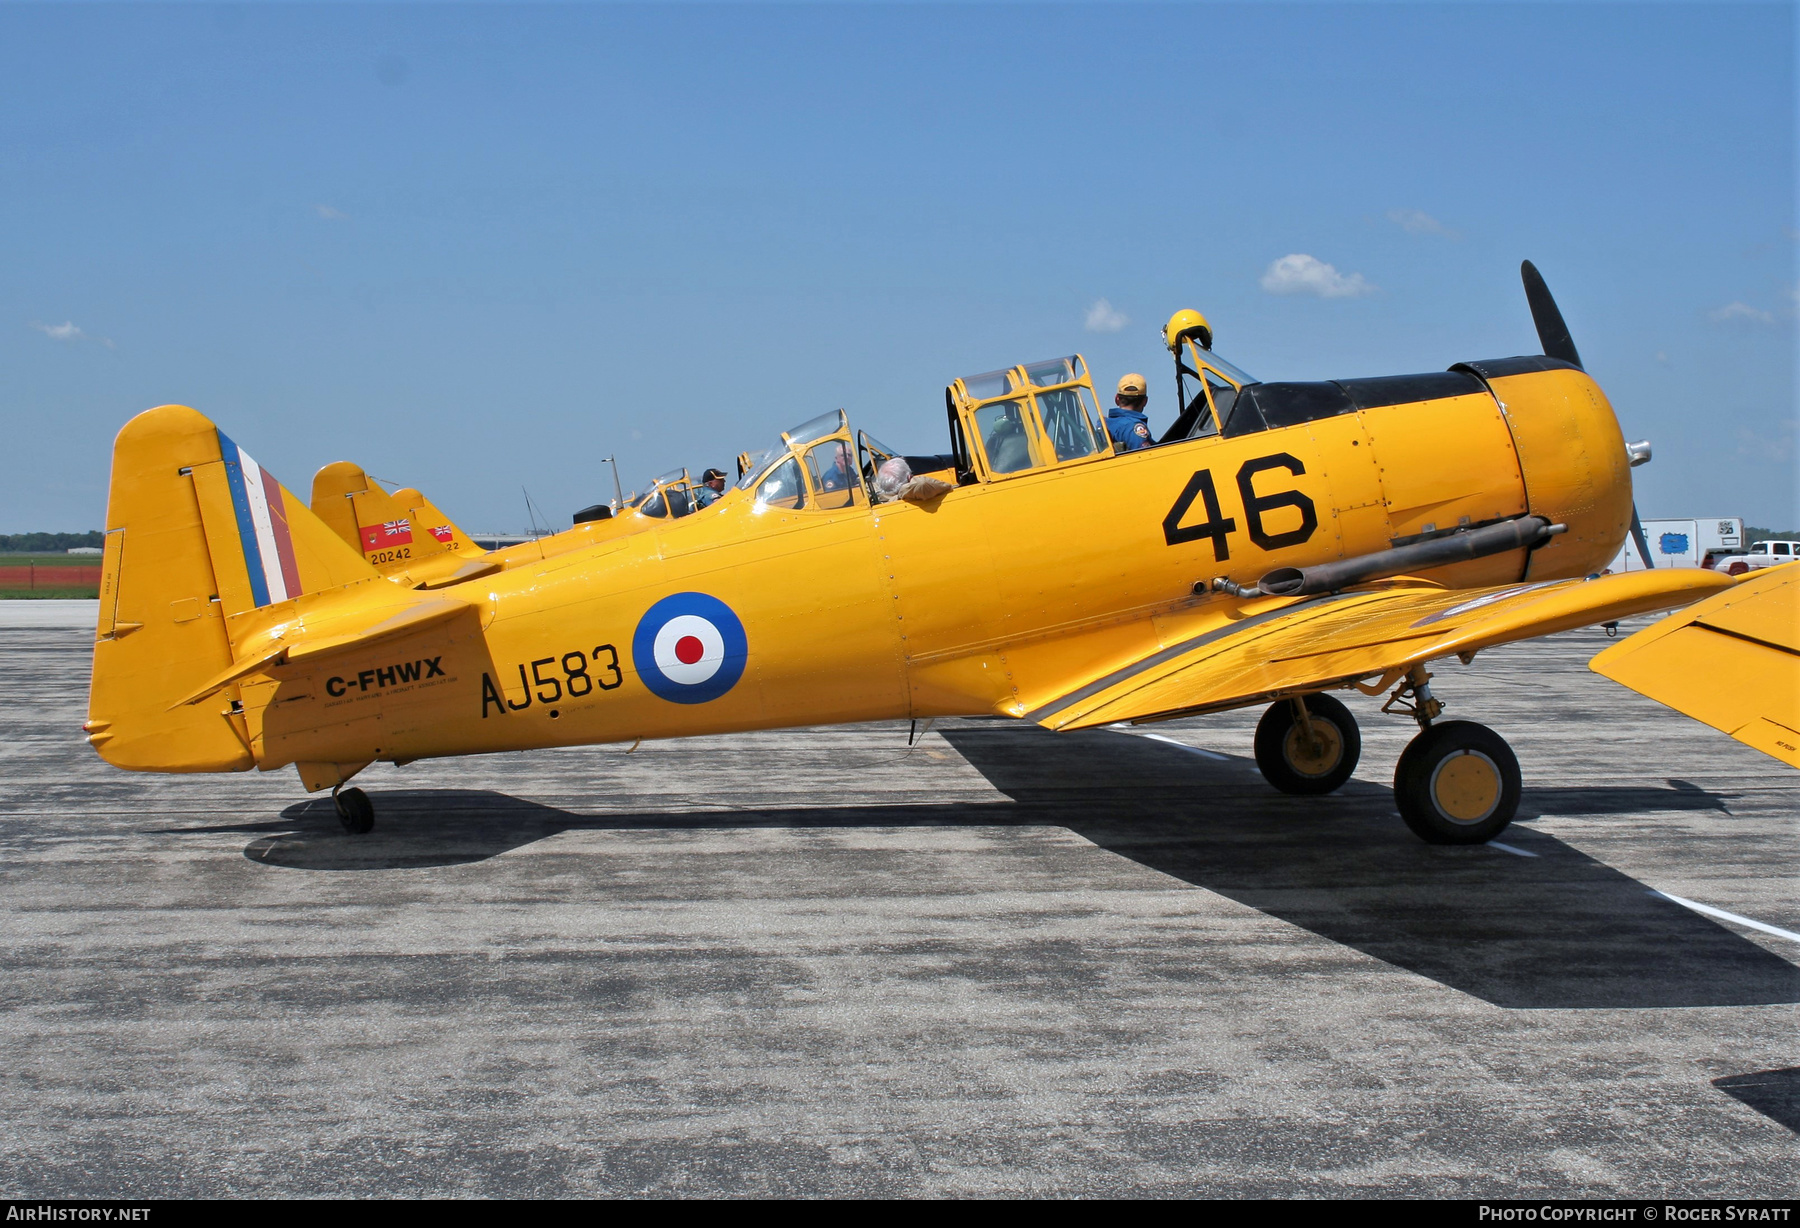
left=1590, top=566, right=1800, bottom=768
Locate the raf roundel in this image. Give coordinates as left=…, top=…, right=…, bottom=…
left=631, top=592, right=749, bottom=704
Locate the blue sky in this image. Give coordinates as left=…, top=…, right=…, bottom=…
left=3, top=2, right=1794, bottom=534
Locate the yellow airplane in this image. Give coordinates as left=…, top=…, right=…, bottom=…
left=85, top=263, right=1730, bottom=844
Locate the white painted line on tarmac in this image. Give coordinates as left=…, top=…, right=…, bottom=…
left=1139, top=733, right=1230, bottom=761
left=1650, top=890, right=1800, bottom=945
left=1489, top=842, right=1539, bottom=858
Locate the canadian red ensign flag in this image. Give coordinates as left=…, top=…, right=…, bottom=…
left=360, top=519, right=413, bottom=550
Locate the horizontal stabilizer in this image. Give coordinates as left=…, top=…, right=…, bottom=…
left=172, top=592, right=476, bottom=709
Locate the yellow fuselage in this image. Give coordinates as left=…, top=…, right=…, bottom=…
left=227, top=364, right=1629, bottom=772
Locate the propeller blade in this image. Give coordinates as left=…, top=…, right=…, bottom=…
left=1521, top=260, right=1584, bottom=371
left=1630, top=504, right=1655, bottom=569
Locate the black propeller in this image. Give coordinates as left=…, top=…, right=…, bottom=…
left=1521, top=260, right=1583, bottom=370
left=1519, top=261, right=1653, bottom=569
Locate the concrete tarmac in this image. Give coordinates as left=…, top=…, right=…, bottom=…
left=3, top=601, right=1796, bottom=1197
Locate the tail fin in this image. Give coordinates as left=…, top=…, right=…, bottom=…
left=392, top=485, right=482, bottom=556
left=310, top=461, right=495, bottom=588
left=86, top=405, right=380, bottom=771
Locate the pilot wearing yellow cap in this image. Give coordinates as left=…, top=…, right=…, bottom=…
left=1106, top=373, right=1153, bottom=452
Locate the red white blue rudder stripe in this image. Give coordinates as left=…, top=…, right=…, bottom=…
left=631, top=592, right=748, bottom=704
left=216, top=428, right=302, bottom=608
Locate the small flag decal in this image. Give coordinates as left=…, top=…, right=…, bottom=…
left=361, top=519, right=414, bottom=551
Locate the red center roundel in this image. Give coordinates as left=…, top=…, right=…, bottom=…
left=674, top=635, right=705, bottom=665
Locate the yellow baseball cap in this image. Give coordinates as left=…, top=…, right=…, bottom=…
left=1117, top=373, right=1147, bottom=398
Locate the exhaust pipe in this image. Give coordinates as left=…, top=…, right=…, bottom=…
left=1218, top=516, right=1565, bottom=599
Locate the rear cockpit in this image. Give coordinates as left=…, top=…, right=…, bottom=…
left=944, top=355, right=1112, bottom=482
left=734, top=409, right=866, bottom=513
left=634, top=468, right=702, bottom=519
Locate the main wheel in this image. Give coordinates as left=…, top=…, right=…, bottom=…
left=335, top=786, right=375, bottom=835
left=1253, top=693, right=1361, bottom=795
left=1393, top=721, right=1520, bottom=844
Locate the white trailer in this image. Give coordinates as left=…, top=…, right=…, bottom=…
left=1603, top=517, right=1743, bottom=572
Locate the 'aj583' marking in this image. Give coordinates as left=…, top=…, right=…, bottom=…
left=482, top=645, right=622, bottom=717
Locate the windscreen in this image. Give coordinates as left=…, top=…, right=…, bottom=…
left=782, top=409, right=848, bottom=447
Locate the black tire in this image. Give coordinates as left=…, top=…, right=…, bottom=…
left=1393, top=720, right=1520, bottom=845
left=335, top=787, right=375, bottom=835
left=1253, top=693, right=1361, bottom=795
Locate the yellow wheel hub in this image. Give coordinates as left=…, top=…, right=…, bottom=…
left=1431, top=751, right=1501, bottom=823
left=1283, top=719, right=1343, bottom=777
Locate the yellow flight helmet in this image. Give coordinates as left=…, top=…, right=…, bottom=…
left=1163, top=308, right=1213, bottom=352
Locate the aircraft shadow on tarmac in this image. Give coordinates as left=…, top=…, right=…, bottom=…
left=1712, top=1068, right=1800, bottom=1134
left=228, top=723, right=1796, bottom=1013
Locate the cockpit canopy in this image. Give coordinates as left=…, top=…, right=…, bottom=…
left=635, top=467, right=699, bottom=519
left=1165, top=339, right=1259, bottom=442
left=946, top=355, right=1109, bottom=481
left=733, top=408, right=868, bottom=514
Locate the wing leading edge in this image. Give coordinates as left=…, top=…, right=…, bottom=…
left=1590, top=568, right=1800, bottom=768
left=1027, top=569, right=1733, bottom=731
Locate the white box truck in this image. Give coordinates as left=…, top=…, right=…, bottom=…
left=1603, top=517, right=1743, bottom=572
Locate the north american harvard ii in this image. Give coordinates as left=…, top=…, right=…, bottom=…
left=86, top=263, right=1754, bottom=844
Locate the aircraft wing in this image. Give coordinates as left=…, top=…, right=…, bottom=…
left=1589, top=567, right=1799, bottom=767
left=1027, top=569, right=1732, bottom=731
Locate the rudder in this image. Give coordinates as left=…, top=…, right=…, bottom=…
left=86, top=405, right=379, bottom=772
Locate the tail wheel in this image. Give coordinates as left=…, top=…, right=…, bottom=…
left=1253, top=693, right=1361, bottom=795
left=335, top=786, right=375, bottom=835
left=1393, top=721, right=1520, bottom=844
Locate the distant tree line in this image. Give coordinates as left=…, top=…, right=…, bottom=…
left=1744, top=526, right=1799, bottom=545
left=0, top=531, right=105, bottom=552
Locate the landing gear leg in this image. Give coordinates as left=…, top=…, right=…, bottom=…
left=1382, top=666, right=1520, bottom=844
left=1253, top=692, right=1361, bottom=795
left=333, top=784, right=375, bottom=835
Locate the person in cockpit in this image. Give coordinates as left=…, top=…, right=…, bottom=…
left=816, top=442, right=855, bottom=493
left=694, top=467, right=727, bottom=507
left=1106, top=374, right=1154, bottom=452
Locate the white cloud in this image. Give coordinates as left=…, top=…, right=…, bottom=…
left=1386, top=208, right=1458, bottom=238
left=1735, top=421, right=1794, bottom=463
left=313, top=204, right=348, bottom=220
left=1709, top=301, right=1775, bottom=325
left=1260, top=254, right=1375, bottom=299
left=29, top=320, right=113, bottom=348
left=1084, top=298, right=1128, bottom=333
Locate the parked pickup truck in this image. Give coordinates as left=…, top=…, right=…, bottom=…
left=1722, top=541, right=1800, bottom=576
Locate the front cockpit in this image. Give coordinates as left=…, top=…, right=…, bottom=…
left=1165, top=338, right=1259, bottom=442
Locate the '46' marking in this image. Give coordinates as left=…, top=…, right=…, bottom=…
left=1163, top=453, right=1318, bottom=559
